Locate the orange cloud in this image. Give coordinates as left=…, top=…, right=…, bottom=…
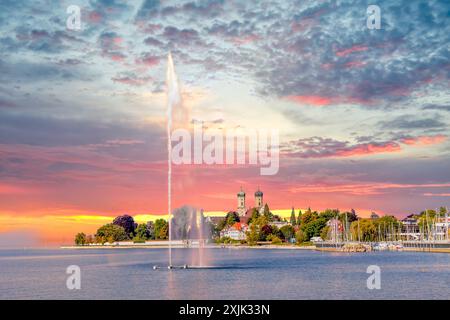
left=334, top=142, right=401, bottom=157
left=289, top=182, right=450, bottom=196
left=401, top=134, right=446, bottom=146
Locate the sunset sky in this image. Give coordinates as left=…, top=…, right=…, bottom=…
left=0, top=0, right=449, bottom=245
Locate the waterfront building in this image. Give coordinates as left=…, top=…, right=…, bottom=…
left=434, top=216, right=450, bottom=241
left=220, top=222, right=248, bottom=240
left=401, top=215, right=420, bottom=240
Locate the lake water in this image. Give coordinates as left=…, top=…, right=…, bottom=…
left=0, top=248, right=448, bottom=299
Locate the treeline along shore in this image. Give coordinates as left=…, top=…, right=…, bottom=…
left=68, top=205, right=450, bottom=253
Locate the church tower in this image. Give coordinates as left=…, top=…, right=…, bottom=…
left=237, top=187, right=246, bottom=216
left=255, top=187, right=263, bottom=208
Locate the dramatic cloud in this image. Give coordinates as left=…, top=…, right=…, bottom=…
left=282, top=137, right=401, bottom=158
left=282, top=134, right=447, bottom=158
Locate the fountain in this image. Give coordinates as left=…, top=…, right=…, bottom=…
left=170, top=206, right=212, bottom=268
left=153, top=53, right=211, bottom=270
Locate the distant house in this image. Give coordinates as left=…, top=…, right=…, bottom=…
left=401, top=214, right=420, bottom=240
left=220, top=222, right=248, bottom=240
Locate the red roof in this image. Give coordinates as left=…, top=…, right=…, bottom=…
left=231, top=222, right=248, bottom=231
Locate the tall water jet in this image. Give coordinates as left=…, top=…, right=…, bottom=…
left=166, top=52, right=180, bottom=268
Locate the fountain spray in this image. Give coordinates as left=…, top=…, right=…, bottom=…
left=166, top=52, right=181, bottom=268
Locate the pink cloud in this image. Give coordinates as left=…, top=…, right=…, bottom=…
left=109, top=53, right=126, bottom=62
left=286, top=95, right=332, bottom=106
left=334, top=142, right=401, bottom=157
left=87, top=11, right=102, bottom=23
left=344, top=61, right=367, bottom=68
left=230, top=34, right=260, bottom=45
left=401, top=135, right=446, bottom=146
left=136, top=55, right=160, bottom=67
left=335, top=44, right=368, bottom=57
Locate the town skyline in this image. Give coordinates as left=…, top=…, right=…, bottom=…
left=0, top=0, right=449, bottom=245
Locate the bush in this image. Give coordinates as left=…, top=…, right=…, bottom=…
left=132, top=237, right=146, bottom=243
left=218, top=236, right=234, bottom=244
left=96, top=224, right=128, bottom=242
left=267, top=234, right=282, bottom=244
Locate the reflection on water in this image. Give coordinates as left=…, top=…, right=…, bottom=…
left=0, top=248, right=449, bottom=299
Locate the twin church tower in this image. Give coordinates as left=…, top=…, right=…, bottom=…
left=237, top=187, right=263, bottom=216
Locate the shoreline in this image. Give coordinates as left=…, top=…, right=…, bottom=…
left=60, top=244, right=317, bottom=250
left=61, top=243, right=450, bottom=253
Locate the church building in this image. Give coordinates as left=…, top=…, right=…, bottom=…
left=236, top=187, right=264, bottom=217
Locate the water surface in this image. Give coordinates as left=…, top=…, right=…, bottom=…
left=0, top=248, right=448, bottom=299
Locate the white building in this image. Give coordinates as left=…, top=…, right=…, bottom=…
left=220, top=223, right=248, bottom=240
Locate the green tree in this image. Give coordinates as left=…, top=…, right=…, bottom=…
left=74, top=232, right=87, bottom=246
left=96, top=224, right=128, bottom=243
left=350, top=219, right=377, bottom=242
left=217, top=211, right=240, bottom=231
left=320, top=209, right=339, bottom=221
left=246, top=224, right=260, bottom=245
left=301, top=209, right=317, bottom=225
left=134, top=223, right=150, bottom=241
left=247, top=207, right=260, bottom=225
left=320, top=226, right=330, bottom=240
left=290, top=207, right=297, bottom=225
left=246, top=215, right=269, bottom=244
left=146, top=221, right=155, bottom=240
left=301, top=218, right=327, bottom=241
left=263, top=204, right=273, bottom=221
left=154, top=219, right=169, bottom=240
left=280, top=225, right=295, bottom=241
left=226, top=211, right=240, bottom=226
left=295, top=230, right=306, bottom=243
left=374, top=215, right=400, bottom=240
left=297, top=210, right=302, bottom=226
